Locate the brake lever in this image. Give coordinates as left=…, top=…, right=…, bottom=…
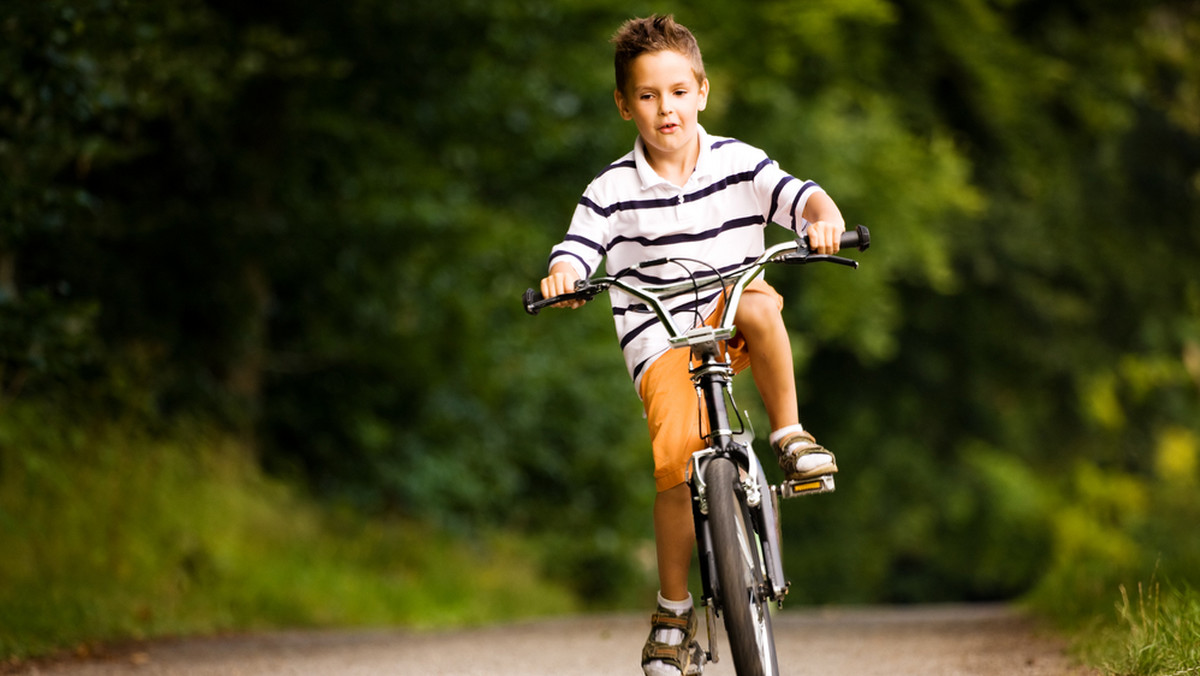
left=812, top=254, right=859, bottom=268
left=523, top=280, right=606, bottom=315
left=775, top=253, right=859, bottom=269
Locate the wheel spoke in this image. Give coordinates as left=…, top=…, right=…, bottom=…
left=705, top=458, right=779, bottom=676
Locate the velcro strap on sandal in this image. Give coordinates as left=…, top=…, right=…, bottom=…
left=642, top=638, right=693, bottom=672
left=775, top=430, right=820, bottom=455
left=650, top=612, right=692, bottom=631
left=644, top=643, right=685, bottom=662
left=642, top=608, right=699, bottom=671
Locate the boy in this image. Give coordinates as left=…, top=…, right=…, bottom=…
left=540, top=15, right=846, bottom=676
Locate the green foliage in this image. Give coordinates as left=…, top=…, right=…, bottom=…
left=3, top=1, right=1200, bottom=669
left=0, top=401, right=576, bottom=660
left=1025, top=432, right=1200, bottom=611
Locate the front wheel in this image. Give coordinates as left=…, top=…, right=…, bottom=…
left=706, top=457, right=779, bottom=676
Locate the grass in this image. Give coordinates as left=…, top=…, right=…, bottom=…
left=1067, top=581, right=1200, bottom=676
left=0, top=404, right=578, bottom=662
left=1028, top=572, right=1200, bottom=675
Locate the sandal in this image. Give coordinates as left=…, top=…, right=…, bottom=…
left=773, top=429, right=838, bottom=480
left=641, top=606, right=704, bottom=675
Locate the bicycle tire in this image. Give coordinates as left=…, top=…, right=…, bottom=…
left=706, top=457, right=779, bottom=676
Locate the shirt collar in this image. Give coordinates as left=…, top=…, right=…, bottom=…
left=632, top=125, right=714, bottom=191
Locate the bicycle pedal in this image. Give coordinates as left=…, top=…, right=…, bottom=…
left=779, top=474, right=835, bottom=498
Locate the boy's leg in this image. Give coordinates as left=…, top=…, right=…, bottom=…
left=733, top=286, right=837, bottom=479
left=642, top=347, right=703, bottom=601
left=654, top=482, right=695, bottom=602
left=732, top=290, right=799, bottom=432
left=646, top=484, right=703, bottom=676
left=644, top=484, right=703, bottom=676
left=640, top=349, right=707, bottom=675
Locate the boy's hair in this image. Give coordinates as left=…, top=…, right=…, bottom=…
left=611, top=14, right=706, bottom=95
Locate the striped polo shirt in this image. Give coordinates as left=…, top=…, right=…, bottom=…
left=548, top=127, right=824, bottom=392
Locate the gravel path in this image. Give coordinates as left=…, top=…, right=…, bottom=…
left=12, top=604, right=1097, bottom=675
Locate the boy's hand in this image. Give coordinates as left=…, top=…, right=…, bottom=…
left=807, top=219, right=847, bottom=255
left=802, top=192, right=847, bottom=254
left=540, top=263, right=586, bottom=309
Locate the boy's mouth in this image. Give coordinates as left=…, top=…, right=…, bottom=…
left=659, top=123, right=679, bottom=133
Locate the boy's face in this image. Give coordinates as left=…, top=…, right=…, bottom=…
left=614, top=49, right=709, bottom=165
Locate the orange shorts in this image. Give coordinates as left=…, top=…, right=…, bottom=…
left=639, top=279, right=784, bottom=492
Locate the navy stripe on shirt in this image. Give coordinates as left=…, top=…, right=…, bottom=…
left=627, top=289, right=724, bottom=381
left=595, top=159, right=637, bottom=180
left=579, top=194, right=681, bottom=218
left=789, top=180, right=818, bottom=232
left=614, top=256, right=757, bottom=287
left=618, top=290, right=722, bottom=350
left=564, top=233, right=607, bottom=257
left=580, top=158, right=773, bottom=219
left=768, top=176, right=796, bottom=224
left=607, top=215, right=764, bottom=252
left=632, top=359, right=650, bottom=383
left=684, top=158, right=773, bottom=204
left=619, top=315, right=663, bottom=349
left=546, top=250, right=594, bottom=277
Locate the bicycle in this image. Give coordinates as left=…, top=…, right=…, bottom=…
left=524, top=226, right=869, bottom=676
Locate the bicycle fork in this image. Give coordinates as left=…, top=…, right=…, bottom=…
left=687, top=363, right=790, bottom=664
left=690, top=446, right=788, bottom=664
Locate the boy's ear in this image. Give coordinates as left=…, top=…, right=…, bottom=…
left=698, top=78, right=710, bottom=112
left=614, top=88, right=633, bottom=120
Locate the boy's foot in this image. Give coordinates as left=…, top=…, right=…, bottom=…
left=642, top=604, right=704, bottom=675
left=773, top=430, right=837, bottom=480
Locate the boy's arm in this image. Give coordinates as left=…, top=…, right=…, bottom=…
left=540, top=261, right=586, bottom=309
left=803, top=191, right=847, bottom=255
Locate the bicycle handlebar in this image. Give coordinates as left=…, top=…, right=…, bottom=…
left=524, top=225, right=870, bottom=316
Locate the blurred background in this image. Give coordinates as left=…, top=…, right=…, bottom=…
left=2, top=0, right=1198, bottom=663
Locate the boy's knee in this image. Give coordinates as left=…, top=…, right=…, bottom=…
left=735, top=291, right=781, bottom=331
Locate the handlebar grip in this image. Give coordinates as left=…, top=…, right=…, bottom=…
left=843, top=225, right=870, bottom=251
left=809, top=225, right=870, bottom=252
left=523, top=288, right=544, bottom=315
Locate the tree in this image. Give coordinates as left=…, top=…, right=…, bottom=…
left=4, top=0, right=1197, bottom=605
